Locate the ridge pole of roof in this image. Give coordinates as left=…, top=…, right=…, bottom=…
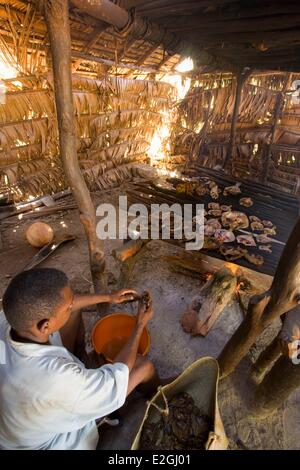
left=41, top=0, right=108, bottom=310
left=70, top=0, right=222, bottom=67
left=263, top=73, right=292, bottom=184
left=222, top=68, right=251, bottom=171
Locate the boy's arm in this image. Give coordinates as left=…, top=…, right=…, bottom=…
left=113, top=301, right=153, bottom=371
left=71, top=289, right=137, bottom=311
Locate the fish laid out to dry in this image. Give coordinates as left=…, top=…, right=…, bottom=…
left=264, top=227, right=276, bottom=236
left=209, top=183, right=220, bottom=200
left=256, top=233, right=271, bottom=243
left=249, top=215, right=261, bottom=223
left=208, top=202, right=220, bottom=210
left=259, top=244, right=272, bottom=253
left=239, top=197, right=253, bottom=207
left=176, top=182, right=199, bottom=197
left=262, top=220, right=273, bottom=227
left=220, top=246, right=247, bottom=261
left=214, top=229, right=235, bottom=243
left=237, top=234, right=256, bottom=246
left=208, top=209, right=222, bottom=217
left=204, top=218, right=221, bottom=236
left=221, top=211, right=249, bottom=230
left=195, top=185, right=207, bottom=197
left=203, top=237, right=220, bottom=250
left=140, top=392, right=213, bottom=451
left=223, top=182, right=242, bottom=196
left=250, top=221, right=264, bottom=231
left=220, top=204, right=232, bottom=212
left=244, top=252, right=264, bottom=266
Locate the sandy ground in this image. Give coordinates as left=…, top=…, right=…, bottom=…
left=0, top=184, right=299, bottom=450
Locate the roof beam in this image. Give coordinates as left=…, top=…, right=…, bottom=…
left=70, top=0, right=229, bottom=68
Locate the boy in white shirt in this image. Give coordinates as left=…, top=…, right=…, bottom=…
left=0, top=268, right=158, bottom=450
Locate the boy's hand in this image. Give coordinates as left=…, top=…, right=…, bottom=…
left=137, top=299, right=154, bottom=328
left=110, top=289, right=137, bottom=304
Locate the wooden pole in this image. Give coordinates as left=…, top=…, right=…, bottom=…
left=223, top=69, right=251, bottom=170
left=42, top=0, right=108, bottom=307
left=250, top=355, right=300, bottom=418
left=263, top=73, right=291, bottom=183
left=218, top=216, right=300, bottom=378
left=250, top=334, right=282, bottom=384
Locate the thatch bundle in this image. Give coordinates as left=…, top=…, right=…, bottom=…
left=0, top=71, right=176, bottom=200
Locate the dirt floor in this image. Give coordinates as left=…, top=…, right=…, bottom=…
left=1, top=184, right=300, bottom=450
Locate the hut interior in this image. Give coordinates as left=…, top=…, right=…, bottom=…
left=1, top=0, right=300, bottom=451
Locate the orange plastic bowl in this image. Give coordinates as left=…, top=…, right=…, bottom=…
left=92, top=312, right=151, bottom=363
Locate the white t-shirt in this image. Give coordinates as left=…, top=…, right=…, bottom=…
left=0, top=312, right=129, bottom=450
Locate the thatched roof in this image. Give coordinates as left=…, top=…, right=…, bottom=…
left=1, top=1, right=300, bottom=202
left=2, top=1, right=300, bottom=76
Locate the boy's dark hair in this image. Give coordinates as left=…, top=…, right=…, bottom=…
left=2, top=268, right=69, bottom=330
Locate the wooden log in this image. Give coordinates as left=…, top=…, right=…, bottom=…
left=112, top=239, right=148, bottom=262
left=250, top=335, right=282, bottom=384
left=250, top=355, right=300, bottom=419
left=218, top=216, right=300, bottom=378
left=42, top=0, right=108, bottom=309
left=180, top=268, right=237, bottom=336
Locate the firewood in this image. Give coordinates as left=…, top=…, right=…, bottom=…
left=112, top=239, right=148, bottom=262
left=180, top=268, right=237, bottom=336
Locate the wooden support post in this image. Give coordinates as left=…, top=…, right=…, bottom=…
left=251, top=334, right=282, bottom=384
left=42, top=0, right=108, bottom=309
left=218, top=216, right=300, bottom=378
left=222, top=69, right=251, bottom=170
left=263, top=73, right=291, bottom=183
left=250, top=355, right=300, bottom=418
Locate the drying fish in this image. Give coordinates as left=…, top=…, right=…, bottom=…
left=208, top=209, right=222, bottom=217
left=221, top=204, right=232, bottom=212
left=206, top=218, right=221, bottom=229
left=210, top=183, right=220, bottom=200
left=220, top=246, right=247, bottom=261
left=195, top=185, right=207, bottom=197
left=204, top=218, right=221, bottom=236
left=221, top=211, right=249, bottom=230
left=175, top=183, right=186, bottom=195
left=223, top=182, right=241, bottom=196
left=214, top=229, right=235, bottom=243
left=244, top=252, right=264, bottom=266
left=204, top=225, right=216, bottom=237
left=256, top=234, right=271, bottom=243
left=208, top=202, right=220, bottom=210
left=176, top=182, right=196, bottom=197
left=249, top=215, right=261, bottom=223
left=264, top=227, right=276, bottom=236
left=250, top=221, right=264, bottom=231
left=262, top=220, right=273, bottom=227
left=239, top=197, right=253, bottom=207
left=237, top=234, right=256, bottom=247
left=259, top=244, right=272, bottom=253
left=202, top=237, right=220, bottom=251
